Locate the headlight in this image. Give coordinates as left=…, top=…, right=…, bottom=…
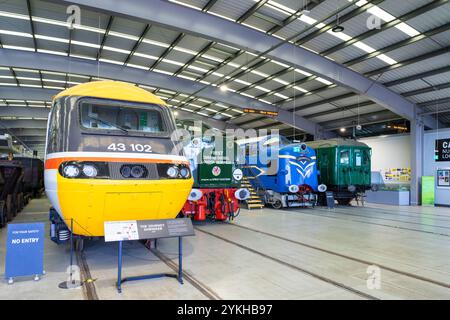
left=318, top=184, right=327, bottom=192
left=131, top=165, right=145, bottom=178
left=179, top=167, right=190, bottom=178
left=234, top=188, right=250, bottom=200
left=120, top=165, right=132, bottom=178
left=63, top=165, right=80, bottom=178
left=59, top=161, right=109, bottom=179
left=167, top=166, right=179, bottom=178
left=82, top=164, right=98, bottom=177
left=288, top=185, right=299, bottom=193
left=188, top=189, right=203, bottom=201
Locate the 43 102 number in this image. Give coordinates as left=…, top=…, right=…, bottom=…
left=107, top=143, right=152, bottom=153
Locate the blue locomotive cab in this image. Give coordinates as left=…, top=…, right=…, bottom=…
left=243, top=136, right=326, bottom=209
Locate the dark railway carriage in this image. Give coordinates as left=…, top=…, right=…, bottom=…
left=306, top=139, right=372, bottom=205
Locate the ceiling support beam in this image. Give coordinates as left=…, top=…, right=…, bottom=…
left=0, top=106, right=50, bottom=118
left=0, top=119, right=47, bottom=129
left=0, top=128, right=47, bottom=137
left=53, top=0, right=437, bottom=129
left=0, top=86, right=238, bottom=131
left=0, top=49, right=323, bottom=135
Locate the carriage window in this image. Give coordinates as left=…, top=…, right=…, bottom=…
left=363, top=149, right=370, bottom=165
left=340, top=150, right=350, bottom=165
left=80, top=102, right=165, bottom=133
left=355, top=150, right=362, bottom=167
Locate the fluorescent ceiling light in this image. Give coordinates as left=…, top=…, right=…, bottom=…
left=177, top=74, right=197, bottom=81
left=377, top=54, right=397, bottom=65
left=37, top=49, right=67, bottom=56
left=19, top=84, right=42, bottom=88
left=134, top=52, right=158, bottom=60
left=353, top=41, right=376, bottom=53
left=395, top=23, right=420, bottom=37
left=274, top=93, right=289, bottom=99
left=367, top=6, right=395, bottom=22
left=267, top=1, right=295, bottom=15
left=108, top=31, right=139, bottom=41
left=2, top=45, right=34, bottom=52
left=0, top=29, right=32, bottom=37
left=169, top=0, right=201, bottom=11
left=316, top=78, right=333, bottom=85
left=209, top=11, right=236, bottom=22
left=327, top=29, right=352, bottom=41
left=293, top=86, right=308, bottom=93
left=126, top=63, right=149, bottom=70
left=70, top=54, right=96, bottom=61
left=255, top=86, right=271, bottom=93
left=98, top=58, right=123, bottom=65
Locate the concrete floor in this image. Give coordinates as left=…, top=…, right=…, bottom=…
left=1, top=198, right=449, bottom=300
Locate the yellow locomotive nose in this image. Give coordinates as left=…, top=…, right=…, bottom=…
left=46, top=156, right=193, bottom=237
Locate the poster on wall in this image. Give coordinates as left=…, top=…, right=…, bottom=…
left=435, top=139, right=450, bottom=162
left=437, top=169, right=450, bottom=187
left=382, top=168, right=411, bottom=182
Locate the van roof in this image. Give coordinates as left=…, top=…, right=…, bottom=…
left=54, top=81, right=166, bottom=106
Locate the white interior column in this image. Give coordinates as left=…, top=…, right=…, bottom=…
left=410, top=115, right=424, bottom=205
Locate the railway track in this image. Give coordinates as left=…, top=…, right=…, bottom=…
left=283, top=208, right=450, bottom=237
left=354, top=205, right=450, bottom=219
left=76, top=250, right=99, bottom=300
left=194, top=226, right=379, bottom=300
left=151, top=248, right=223, bottom=300
left=75, top=242, right=222, bottom=300
left=341, top=205, right=450, bottom=222
left=222, top=222, right=450, bottom=291
left=313, top=207, right=450, bottom=229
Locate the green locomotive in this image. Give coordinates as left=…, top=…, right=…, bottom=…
left=176, top=119, right=249, bottom=220
left=306, top=139, right=372, bottom=205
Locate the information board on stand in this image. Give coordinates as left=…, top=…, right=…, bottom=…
left=104, top=218, right=194, bottom=242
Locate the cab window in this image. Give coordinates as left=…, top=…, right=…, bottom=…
left=340, top=150, right=350, bottom=165
left=80, top=100, right=166, bottom=134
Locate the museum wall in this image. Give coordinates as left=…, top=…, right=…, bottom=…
left=359, top=134, right=411, bottom=185
left=424, top=128, right=450, bottom=206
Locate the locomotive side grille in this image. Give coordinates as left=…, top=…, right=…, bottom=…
left=108, top=162, right=159, bottom=180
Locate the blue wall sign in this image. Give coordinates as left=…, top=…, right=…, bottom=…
left=5, top=223, right=45, bottom=279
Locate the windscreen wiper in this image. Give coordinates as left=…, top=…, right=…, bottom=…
left=87, top=115, right=129, bottom=134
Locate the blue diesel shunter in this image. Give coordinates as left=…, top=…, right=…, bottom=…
left=244, top=138, right=326, bottom=209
